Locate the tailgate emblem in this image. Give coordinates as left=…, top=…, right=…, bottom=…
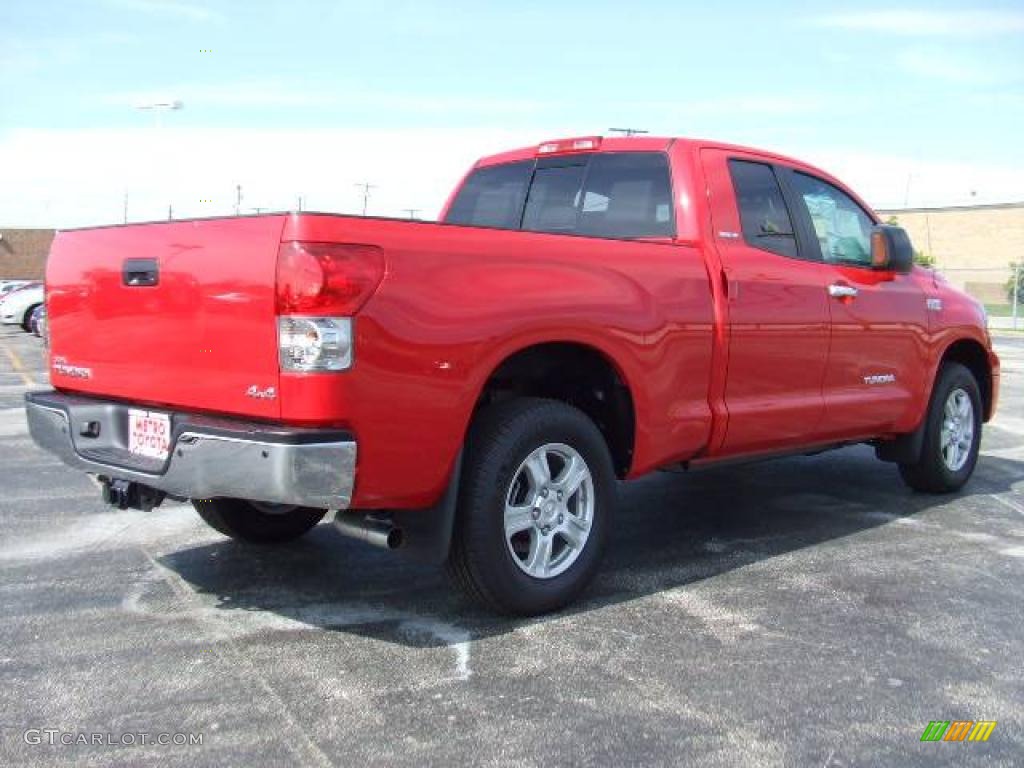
left=246, top=385, right=276, bottom=400
left=52, top=356, right=92, bottom=379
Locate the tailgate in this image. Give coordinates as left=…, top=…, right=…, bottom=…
left=47, top=216, right=287, bottom=420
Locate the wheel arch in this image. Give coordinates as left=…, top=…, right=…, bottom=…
left=938, top=337, right=994, bottom=422
left=471, top=340, right=637, bottom=478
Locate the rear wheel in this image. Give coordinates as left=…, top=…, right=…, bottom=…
left=447, top=398, right=615, bottom=615
left=193, top=498, right=326, bottom=543
left=898, top=362, right=982, bottom=493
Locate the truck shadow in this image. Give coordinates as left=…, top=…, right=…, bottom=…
left=157, top=445, right=1024, bottom=649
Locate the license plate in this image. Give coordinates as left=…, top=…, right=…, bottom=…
left=128, top=409, right=171, bottom=461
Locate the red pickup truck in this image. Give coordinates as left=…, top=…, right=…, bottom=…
left=26, top=135, right=999, bottom=614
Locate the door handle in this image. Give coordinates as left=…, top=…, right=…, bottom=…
left=828, top=284, right=858, bottom=299
left=122, top=258, right=159, bottom=287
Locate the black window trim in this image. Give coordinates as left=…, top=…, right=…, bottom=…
left=727, top=157, right=810, bottom=262
left=776, top=165, right=881, bottom=271
left=449, top=150, right=678, bottom=242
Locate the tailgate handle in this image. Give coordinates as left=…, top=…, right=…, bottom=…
left=123, top=258, right=159, bottom=287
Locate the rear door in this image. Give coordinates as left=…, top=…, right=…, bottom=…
left=47, top=215, right=287, bottom=420
left=782, top=170, right=930, bottom=437
left=702, top=149, right=833, bottom=454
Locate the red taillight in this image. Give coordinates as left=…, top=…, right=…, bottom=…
left=276, top=241, right=385, bottom=315
left=537, top=136, right=602, bottom=156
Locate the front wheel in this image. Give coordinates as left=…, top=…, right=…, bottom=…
left=898, top=362, right=982, bottom=493
left=447, top=398, right=616, bottom=615
left=193, top=498, right=326, bottom=543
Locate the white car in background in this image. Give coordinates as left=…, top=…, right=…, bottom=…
left=0, top=282, right=44, bottom=331
left=0, top=279, right=31, bottom=296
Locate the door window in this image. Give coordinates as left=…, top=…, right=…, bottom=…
left=790, top=173, right=875, bottom=266
left=728, top=160, right=798, bottom=259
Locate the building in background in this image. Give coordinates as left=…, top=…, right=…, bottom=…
left=0, top=228, right=54, bottom=280
left=876, top=202, right=1023, bottom=307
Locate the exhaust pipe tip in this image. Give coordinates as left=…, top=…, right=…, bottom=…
left=334, top=512, right=403, bottom=550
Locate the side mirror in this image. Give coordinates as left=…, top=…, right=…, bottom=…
left=870, top=225, right=914, bottom=273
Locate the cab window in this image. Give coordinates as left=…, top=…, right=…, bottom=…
left=446, top=152, right=674, bottom=239
left=790, top=172, right=875, bottom=266
left=445, top=160, right=533, bottom=229
left=728, top=160, right=798, bottom=259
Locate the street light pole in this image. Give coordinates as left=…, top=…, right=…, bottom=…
left=134, top=99, right=183, bottom=221
left=1013, top=261, right=1021, bottom=331
left=135, top=99, right=183, bottom=129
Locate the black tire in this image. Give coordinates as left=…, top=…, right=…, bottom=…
left=898, top=362, right=982, bottom=493
left=193, top=498, right=326, bottom=543
left=21, top=304, right=40, bottom=333
left=446, top=398, right=616, bottom=616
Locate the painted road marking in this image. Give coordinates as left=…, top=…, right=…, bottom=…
left=0, top=339, right=35, bottom=386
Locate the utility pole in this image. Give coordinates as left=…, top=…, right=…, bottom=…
left=168, top=204, right=173, bottom=220
left=123, top=192, right=129, bottom=224
left=609, top=127, right=649, bottom=137
left=402, top=208, right=421, bottom=220
left=1013, top=261, right=1021, bottom=331
left=235, top=184, right=242, bottom=216
left=355, top=182, right=376, bottom=216
left=297, top=196, right=303, bottom=212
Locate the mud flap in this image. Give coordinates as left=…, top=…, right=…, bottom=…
left=875, top=422, right=925, bottom=464
left=389, top=452, right=463, bottom=565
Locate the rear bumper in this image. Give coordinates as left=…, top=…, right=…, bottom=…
left=25, top=390, right=356, bottom=509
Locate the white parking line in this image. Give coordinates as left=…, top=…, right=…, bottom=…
left=990, top=494, right=1024, bottom=517
left=0, top=407, right=28, bottom=437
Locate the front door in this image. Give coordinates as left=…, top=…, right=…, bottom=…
left=782, top=169, right=930, bottom=438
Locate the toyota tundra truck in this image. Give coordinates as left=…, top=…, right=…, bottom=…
left=25, top=135, right=1000, bottom=615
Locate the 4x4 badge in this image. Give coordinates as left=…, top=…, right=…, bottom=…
left=245, top=385, right=276, bottom=400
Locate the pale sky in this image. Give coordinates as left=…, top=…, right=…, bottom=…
left=2, top=1, right=1023, bottom=227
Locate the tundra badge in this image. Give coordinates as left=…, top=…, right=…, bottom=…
left=52, top=357, right=92, bottom=379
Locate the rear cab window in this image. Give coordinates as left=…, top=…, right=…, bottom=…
left=445, top=151, right=675, bottom=239
left=445, top=161, right=533, bottom=230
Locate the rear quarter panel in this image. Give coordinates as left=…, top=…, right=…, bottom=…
left=282, top=215, right=715, bottom=508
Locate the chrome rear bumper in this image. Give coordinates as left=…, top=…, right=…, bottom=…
left=25, top=391, right=356, bottom=509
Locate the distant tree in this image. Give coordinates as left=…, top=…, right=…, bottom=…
left=914, top=250, right=936, bottom=268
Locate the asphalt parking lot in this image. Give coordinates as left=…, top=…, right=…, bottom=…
left=0, top=329, right=1021, bottom=767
